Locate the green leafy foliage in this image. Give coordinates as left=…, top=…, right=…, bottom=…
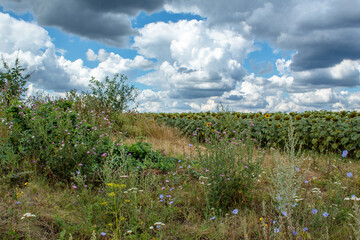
left=0, top=57, right=31, bottom=107
left=88, top=73, right=138, bottom=112
left=112, top=142, right=177, bottom=172
left=155, top=111, right=360, bottom=158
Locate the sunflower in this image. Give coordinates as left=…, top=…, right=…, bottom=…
left=206, top=122, right=211, bottom=127
left=264, top=113, right=270, bottom=118
left=277, top=124, right=282, bottom=128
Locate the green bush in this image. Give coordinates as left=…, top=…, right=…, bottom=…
left=111, top=142, right=177, bottom=172
left=5, top=97, right=113, bottom=182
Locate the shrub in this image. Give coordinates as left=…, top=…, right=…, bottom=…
left=88, top=73, right=138, bottom=112
left=6, top=97, right=114, bottom=182
left=0, top=57, right=31, bottom=107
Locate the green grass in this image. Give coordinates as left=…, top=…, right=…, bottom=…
left=0, top=97, right=360, bottom=239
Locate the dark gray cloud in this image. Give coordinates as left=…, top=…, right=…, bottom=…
left=0, top=0, right=164, bottom=47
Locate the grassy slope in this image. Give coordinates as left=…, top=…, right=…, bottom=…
left=0, top=113, right=360, bottom=240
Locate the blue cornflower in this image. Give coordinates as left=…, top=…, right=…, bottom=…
left=347, top=172, right=353, bottom=178
left=304, top=180, right=309, bottom=184
left=323, top=212, right=329, bottom=217
left=159, top=194, right=164, bottom=199
left=312, top=208, right=318, bottom=214
left=232, top=209, right=238, bottom=215
left=293, top=231, right=297, bottom=236
left=274, top=228, right=279, bottom=233
left=295, top=167, right=299, bottom=172
left=210, top=216, right=215, bottom=220
left=303, top=227, right=308, bottom=232
left=100, top=232, right=106, bottom=236
left=342, top=150, right=348, bottom=157
left=282, top=211, right=287, bottom=217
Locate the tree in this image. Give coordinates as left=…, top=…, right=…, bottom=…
left=0, top=57, right=31, bottom=106
left=88, top=73, right=138, bottom=112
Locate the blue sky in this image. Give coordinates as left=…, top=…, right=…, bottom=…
left=0, top=0, right=359, bottom=112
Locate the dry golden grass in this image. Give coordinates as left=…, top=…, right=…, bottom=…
left=120, top=116, right=195, bottom=157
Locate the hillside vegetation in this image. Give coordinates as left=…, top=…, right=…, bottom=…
left=1, top=61, right=360, bottom=239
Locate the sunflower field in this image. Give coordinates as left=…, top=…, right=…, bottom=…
left=152, top=110, right=360, bottom=158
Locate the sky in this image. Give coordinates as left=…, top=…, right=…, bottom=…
left=0, top=0, right=360, bottom=113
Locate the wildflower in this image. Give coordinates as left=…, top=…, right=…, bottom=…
left=303, top=227, right=308, bottom=232
left=127, top=230, right=133, bottom=234
left=169, top=201, right=174, bottom=205
left=100, top=232, right=106, bottom=236
left=295, top=167, right=299, bottom=172
left=149, top=226, right=154, bottom=230
left=293, top=231, right=297, bottom=236
left=73, top=185, right=77, bottom=189
left=159, top=194, right=164, bottom=199
left=232, top=209, right=239, bottom=215
left=259, top=217, right=263, bottom=221
left=24, top=182, right=28, bottom=186
left=165, top=180, right=169, bottom=183
left=323, top=212, right=329, bottom=217
left=312, top=208, right=318, bottom=214
left=305, top=180, right=309, bottom=184
left=264, top=113, right=270, bottom=118
left=274, top=228, right=279, bottom=233
left=108, top=192, right=115, bottom=197
left=21, top=213, right=36, bottom=220
left=210, top=216, right=215, bottom=220
left=347, top=172, right=353, bottom=178
left=342, top=150, right=348, bottom=157
left=282, top=211, right=287, bottom=217
left=15, top=201, right=20, bottom=204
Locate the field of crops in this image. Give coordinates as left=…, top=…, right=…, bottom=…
left=153, top=110, right=360, bottom=158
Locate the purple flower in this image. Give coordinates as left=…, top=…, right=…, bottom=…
left=312, top=208, right=317, bottom=214
left=304, top=180, right=309, bottom=184
left=323, top=212, right=329, bottom=217
left=347, top=172, right=353, bottom=178
left=282, top=211, right=287, bottom=217
left=100, top=232, right=106, bottom=236
left=342, top=150, right=348, bottom=157
left=295, top=167, right=299, bottom=172
left=274, top=228, right=279, bottom=233
left=293, top=231, right=297, bottom=236
left=73, top=185, right=77, bottom=189
left=159, top=194, right=164, bottom=199
left=303, top=227, right=308, bottom=232
left=210, top=216, right=215, bottom=220
left=232, top=209, right=239, bottom=214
